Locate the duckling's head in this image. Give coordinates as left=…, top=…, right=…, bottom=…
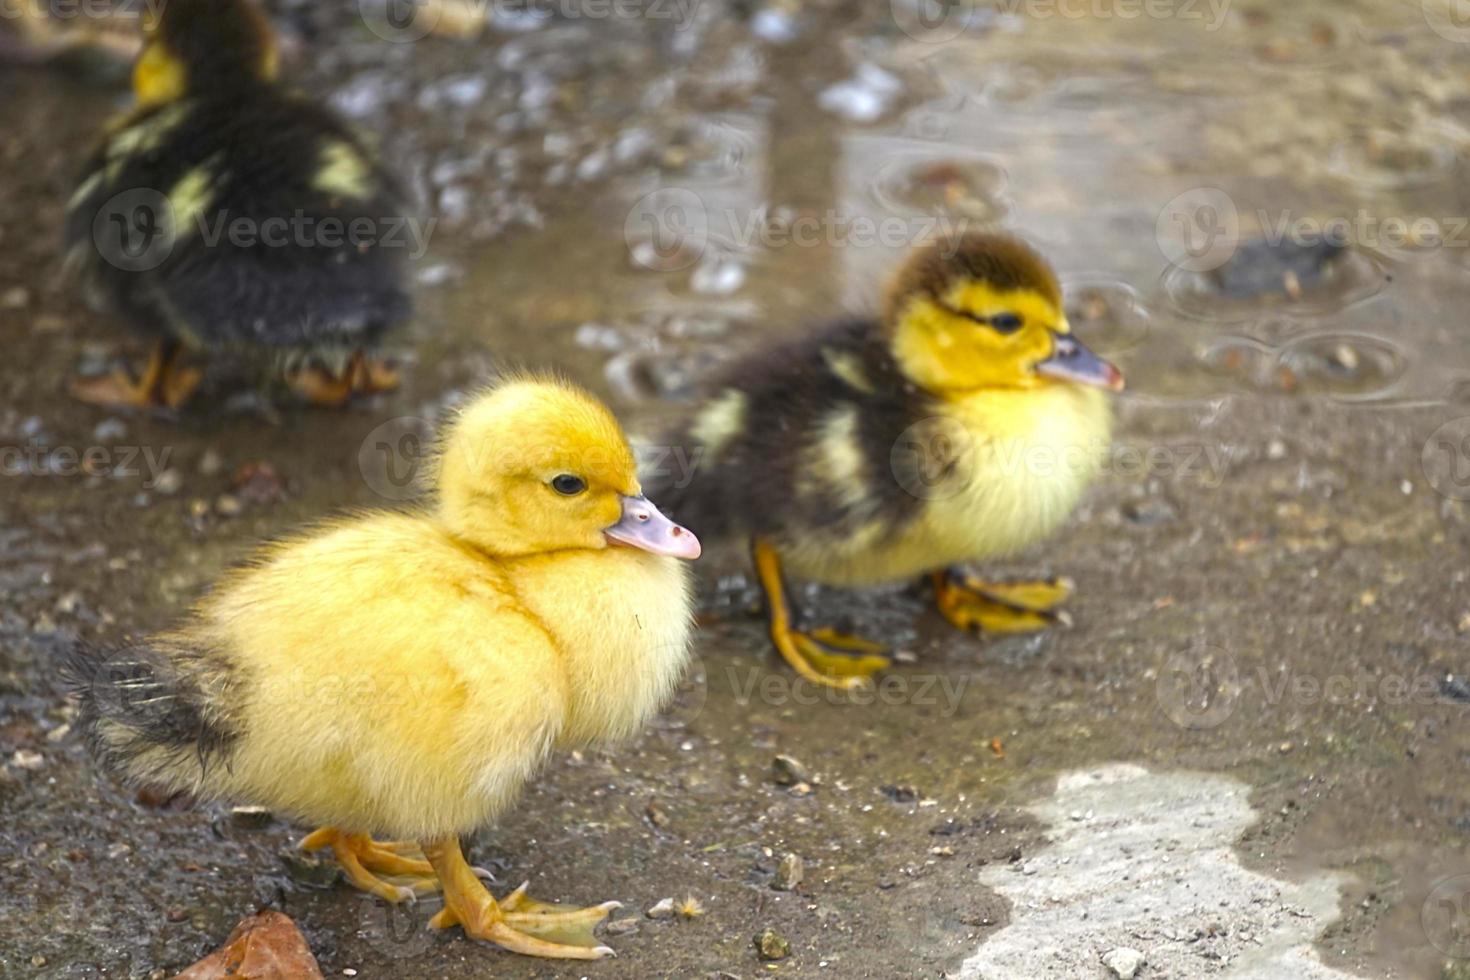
left=885, top=232, right=1124, bottom=395
left=436, top=377, right=702, bottom=561
left=133, top=0, right=279, bottom=107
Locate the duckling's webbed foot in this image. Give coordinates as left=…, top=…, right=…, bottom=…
left=423, top=838, right=617, bottom=960
left=286, top=352, right=398, bottom=407
left=69, top=340, right=201, bottom=410
left=299, top=827, right=493, bottom=903
left=932, top=570, right=1073, bottom=634
left=752, top=537, right=891, bottom=690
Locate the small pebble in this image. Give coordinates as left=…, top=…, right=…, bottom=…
left=93, top=418, right=128, bottom=441
left=773, top=852, right=803, bottom=891
left=197, top=450, right=224, bottom=476
left=772, top=754, right=810, bottom=786
left=214, top=494, right=243, bottom=517
left=689, top=258, right=746, bottom=296
left=646, top=897, right=676, bottom=920
left=230, top=806, right=274, bottom=829
left=753, top=927, right=792, bottom=961
left=1122, top=499, right=1177, bottom=526
left=152, top=470, right=183, bottom=496
left=604, top=917, right=640, bottom=936
left=10, top=749, right=44, bottom=771
left=1101, top=946, right=1145, bottom=979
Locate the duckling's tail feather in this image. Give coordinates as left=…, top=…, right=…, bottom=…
left=63, top=637, right=240, bottom=797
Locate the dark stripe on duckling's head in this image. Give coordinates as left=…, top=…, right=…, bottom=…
left=884, top=232, right=1062, bottom=329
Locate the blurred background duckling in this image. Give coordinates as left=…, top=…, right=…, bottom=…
left=645, top=232, right=1122, bottom=689
left=65, top=376, right=701, bottom=960
left=63, top=0, right=412, bottom=410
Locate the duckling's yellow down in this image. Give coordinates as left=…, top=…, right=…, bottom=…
left=79, top=378, right=693, bottom=842
left=782, top=382, right=1112, bottom=587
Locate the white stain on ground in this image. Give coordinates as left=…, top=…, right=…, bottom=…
left=959, top=764, right=1363, bottom=979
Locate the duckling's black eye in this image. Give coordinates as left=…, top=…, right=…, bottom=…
left=551, top=474, right=586, bottom=496
left=990, top=312, right=1024, bottom=334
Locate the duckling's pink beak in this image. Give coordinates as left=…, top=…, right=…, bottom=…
left=605, top=495, right=701, bottom=560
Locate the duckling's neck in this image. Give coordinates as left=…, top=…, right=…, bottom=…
left=498, top=548, right=694, bottom=746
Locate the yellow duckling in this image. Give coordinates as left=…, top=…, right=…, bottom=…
left=645, top=232, right=1122, bottom=689
left=66, top=377, right=700, bottom=960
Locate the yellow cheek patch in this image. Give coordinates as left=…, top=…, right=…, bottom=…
left=944, top=282, right=1062, bottom=332
left=133, top=43, right=187, bottom=106
left=891, top=286, right=1061, bottom=395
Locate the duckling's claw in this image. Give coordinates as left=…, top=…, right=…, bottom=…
left=285, top=352, right=398, bottom=407
left=423, top=838, right=618, bottom=959
left=933, top=570, right=1072, bottom=634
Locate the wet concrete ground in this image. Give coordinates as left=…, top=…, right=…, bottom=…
left=5, top=0, right=1470, bottom=977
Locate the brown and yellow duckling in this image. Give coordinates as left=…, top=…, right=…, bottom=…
left=645, top=232, right=1123, bottom=689
left=64, top=0, right=410, bottom=410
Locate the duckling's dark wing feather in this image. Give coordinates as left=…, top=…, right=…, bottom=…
left=64, top=91, right=411, bottom=353
left=650, top=318, right=930, bottom=548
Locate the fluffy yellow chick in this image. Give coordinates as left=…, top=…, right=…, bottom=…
left=67, top=376, right=700, bottom=960
left=646, top=233, right=1122, bottom=688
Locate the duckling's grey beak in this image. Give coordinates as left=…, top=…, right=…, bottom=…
left=605, top=495, right=702, bottom=560
left=1035, top=333, right=1125, bottom=391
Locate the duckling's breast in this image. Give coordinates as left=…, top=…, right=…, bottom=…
left=785, top=383, right=1113, bottom=586
left=503, top=548, right=694, bottom=746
